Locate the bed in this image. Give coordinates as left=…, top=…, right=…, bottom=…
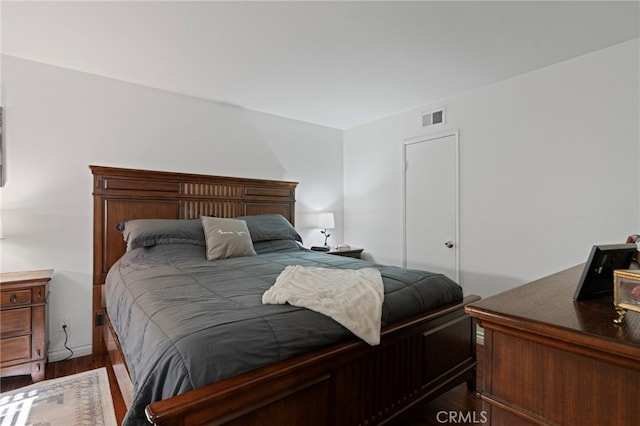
left=90, top=165, right=480, bottom=426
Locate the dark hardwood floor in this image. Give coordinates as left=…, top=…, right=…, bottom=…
left=1, top=347, right=483, bottom=425
left=392, top=345, right=484, bottom=425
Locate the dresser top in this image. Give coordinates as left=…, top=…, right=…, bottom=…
left=0, top=269, right=54, bottom=285
left=466, top=265, right=640, bottom=349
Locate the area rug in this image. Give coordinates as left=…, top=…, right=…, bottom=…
left=0, top=367, right=117, bottom=426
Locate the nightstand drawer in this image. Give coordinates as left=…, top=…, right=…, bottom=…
left=0, top=336, right=31, bottom=362
left=0, top=308, right=32, bottom=335
left=0, top=289, right=32, bottom=306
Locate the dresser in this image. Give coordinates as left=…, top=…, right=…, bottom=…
left=465, top=265, right=640, bottom=426
left=0, top=269, right=53, bottom=382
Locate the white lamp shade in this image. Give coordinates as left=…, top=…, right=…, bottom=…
left=316, top=212, right=335, bottom=230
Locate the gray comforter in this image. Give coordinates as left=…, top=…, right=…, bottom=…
left=105, top=240, right=462, bottom=425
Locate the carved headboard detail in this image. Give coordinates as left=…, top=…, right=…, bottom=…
left=90, top=165, right=297, bottom=354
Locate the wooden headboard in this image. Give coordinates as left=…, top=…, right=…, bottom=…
left=90, top=165, right=297, bottom=354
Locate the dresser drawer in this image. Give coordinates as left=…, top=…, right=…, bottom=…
left=0, top=289, right=32, bottom=306
left=0, top=336, right=31, bottom=362
left=0, top=307, right=32, bottom=335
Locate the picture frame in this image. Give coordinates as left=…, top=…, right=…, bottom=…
left=613, top=269, right=640, bottom=324
left=573, top=243, right=637, bottom=300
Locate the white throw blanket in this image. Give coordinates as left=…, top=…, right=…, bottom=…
left=262, top=265, right=384, bottom=345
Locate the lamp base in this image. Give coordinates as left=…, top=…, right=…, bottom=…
left=310, top=246, right=330, bottom=252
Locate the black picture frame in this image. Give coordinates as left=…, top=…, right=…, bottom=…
left=574, top=243, right=637, bottom=300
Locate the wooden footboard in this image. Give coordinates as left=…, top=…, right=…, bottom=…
left=140, top=295, right=479, bottom=426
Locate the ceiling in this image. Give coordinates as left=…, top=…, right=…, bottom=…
left=2, top=1, right=639, bottom=130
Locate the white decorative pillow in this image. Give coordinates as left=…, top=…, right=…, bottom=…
left=201, top=217, right=257, bottom=260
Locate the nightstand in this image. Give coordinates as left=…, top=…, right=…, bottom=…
left=0, top=269, right=53, bottom=382
left=326, top=247, right=364, bottom=259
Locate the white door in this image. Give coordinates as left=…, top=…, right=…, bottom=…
left=403, top=132, right=459, bottom=281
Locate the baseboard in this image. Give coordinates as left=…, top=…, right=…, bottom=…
left=48, top=343, right=92, bottom=362
left=476, top=325, right=484, bottom=346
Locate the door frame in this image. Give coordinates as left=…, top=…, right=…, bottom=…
left=402, top=130, right=460, bottom=282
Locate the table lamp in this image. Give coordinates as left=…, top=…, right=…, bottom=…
left=311, top=212, right=334, bottom=251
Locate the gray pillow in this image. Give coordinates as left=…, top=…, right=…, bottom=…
left=201, top=216, right=257, bottom=260
left=235, top=214, right=302, bottom=243
left=118, top=219, right=206, bottom=251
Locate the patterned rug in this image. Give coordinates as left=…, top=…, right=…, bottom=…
left=0, top=368, right=117, bottom=426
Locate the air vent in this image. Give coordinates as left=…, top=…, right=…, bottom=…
left=421, top=109, right=445, bottom=128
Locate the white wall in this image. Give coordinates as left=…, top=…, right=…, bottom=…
left=2, top=39, right=638, bottom=360
left=344, top=39, right=640, bottom=298
left=0, top=56, right=344, bottom=360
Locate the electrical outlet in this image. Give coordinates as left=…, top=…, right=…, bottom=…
left=58, top=317, right=71, bottom=332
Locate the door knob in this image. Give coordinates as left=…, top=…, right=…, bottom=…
left=444, top=241, right=455, bottom=248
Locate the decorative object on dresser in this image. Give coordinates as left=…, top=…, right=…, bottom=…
left=327, top=246, right=364, bottom=259
left=90, top=165, right=480, bottom=426
left=613, top=269, right=640, bottom=324
left=625, top=233, right=640, bottom=264
left=466, top=265, right=640, bottom=425
left=310, top=211, right=334, bottom=251
left=0, top=269, right=53, bottom=382
left=573, top=243, right=637, bottom=300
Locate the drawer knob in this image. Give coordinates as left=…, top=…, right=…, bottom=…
left=9, top=294, right=17, bottom=303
